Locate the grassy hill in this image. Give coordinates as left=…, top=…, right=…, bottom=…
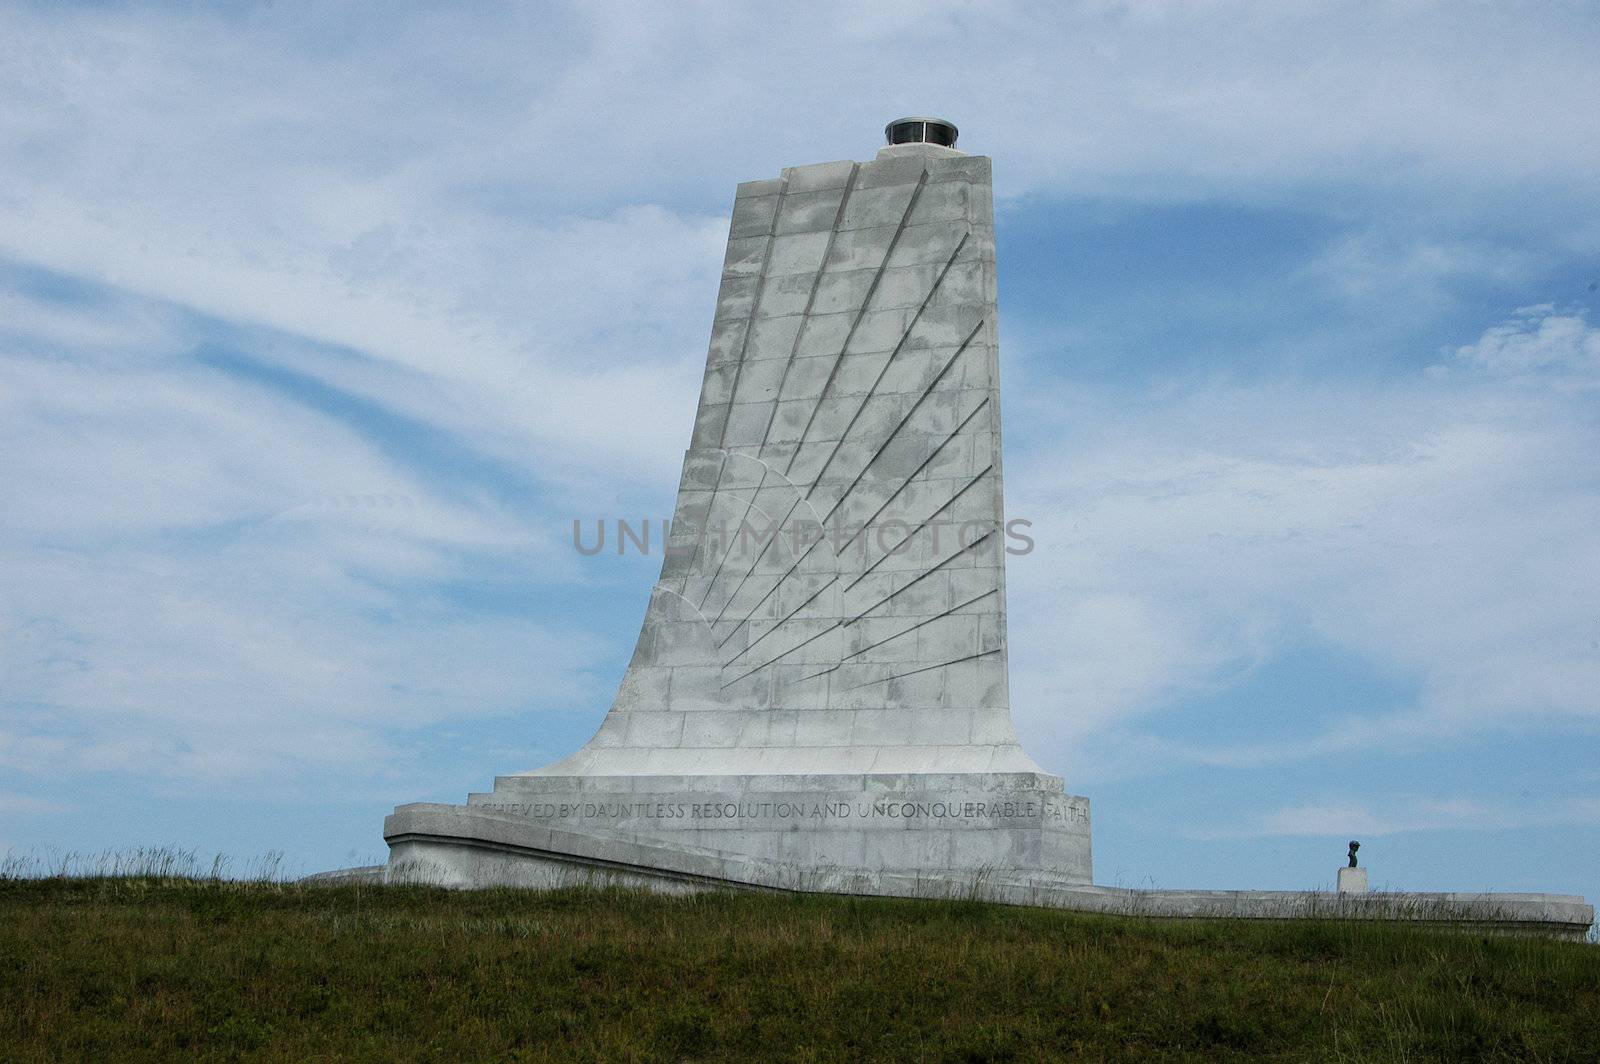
left=3, top=875, right=1596, bottom=1062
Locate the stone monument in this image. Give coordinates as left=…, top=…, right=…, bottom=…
left=386, top=117, right=1093, bottom=892
left=376, top=120, right=1592, bottom=939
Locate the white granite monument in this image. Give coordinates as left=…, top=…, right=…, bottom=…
left=386, top=118, right=1092, bottom=891
left=378, top=120, right=1592, bottom=939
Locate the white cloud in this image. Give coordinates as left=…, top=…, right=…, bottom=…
left=1300, top=232, right=1546, bottom=309
left=0, top=286, right=191, bottom=357
left=0, top=526, right=613, bottom=786
left=1005, top=319, right=1600, bottom=777
left=1448, top=304, right=1600, bottom=382
left=0, top=1, right=1593, bottom=500
left=1192, top=795, right=1600, bottom=839
left=0, top=311, right=614, bottom=788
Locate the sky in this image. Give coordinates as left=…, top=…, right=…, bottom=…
left=1, top=1, right=1597, bottom=902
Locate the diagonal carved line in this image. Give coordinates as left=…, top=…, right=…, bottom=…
left=842, top=463, right=995, bottom=594
left=707, top=493, right=823, bottom=631
left=752, top=163, right=861, bottom=458
left=706, top=492, right=809, bottom=629
left=681, top=178, right=793, bottom=611
left=779, top=171, right=930, bottom=480
left=694, top=179, right=872, bottom=609
left=801, top=233, right=972, bottom=499
left=840, top=589, right=997, bottom=663
left=841, top=529, right=994, bottom=628
left=710, top=425, right=985, bottom=633
left=795, top=662, right=839, bottom=684
left=728, top=449, right=828, bottom=529
left=688, top=178, right=791, bottom=606
left=793, top=563, right=992, bottom=688
left=842, top=649, right=1002, bottom=692
left=834, top=395, right=990, bottom=557
left=721, top=616, right=844, bottom=688
left=726, top=614, right=844, bottom=681
left=676, top=448, right=730, bottom=600
left=697, top=175, right=866, bottom=627
left=716, top=230, right=972, bottom=630
left=693, top=464, right=770, bottom=609
left=712, top=182, right=960, bottom=634
left=718, top=573, right=837, bottom=666
left=707, top=174, right=934, bottom=630
left=718, top=175, right=790, bottom=448
left=712, top=320, right=981, bottom=630
left=689, top=449, right=832, bottom=614
left=720, top=604, right=844, bottom=688
left=818, top=319, right=985, bottom=532
left=689, top=471, right=782, bottom=610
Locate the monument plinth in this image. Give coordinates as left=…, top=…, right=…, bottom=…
left=386, top=118, right=1094, bottom=891
left=1338, top=840, right=1368, bottom=893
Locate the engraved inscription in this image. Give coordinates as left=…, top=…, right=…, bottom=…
left=473, top=797, right=1090, bottom=827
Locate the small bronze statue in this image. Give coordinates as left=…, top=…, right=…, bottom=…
left=1347, top=840, right=1360, bottom=868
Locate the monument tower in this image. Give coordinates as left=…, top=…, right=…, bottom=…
left=386, top=118, right=1095, bottom=890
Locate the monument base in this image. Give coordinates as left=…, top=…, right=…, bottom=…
left=376, top=802, right=1590, bottom=940
left=386, top=771, right=1092, bottom=889
left=1338, top=867, right=1370, bottom=894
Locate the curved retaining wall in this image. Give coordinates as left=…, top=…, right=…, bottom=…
left=382, top=805, right=1592, bottom=941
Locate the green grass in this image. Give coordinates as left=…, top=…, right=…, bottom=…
left=2, top=876, right=1595, bottom=1062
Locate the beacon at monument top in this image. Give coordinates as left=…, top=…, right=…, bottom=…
left=883, top=116, right=960, bottom=149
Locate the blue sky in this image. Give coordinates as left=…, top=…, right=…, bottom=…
left=2, top=2, right=1597, bottom=899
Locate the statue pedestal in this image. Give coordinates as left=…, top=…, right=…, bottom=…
left=1338, top=867, right=1369, bottom=894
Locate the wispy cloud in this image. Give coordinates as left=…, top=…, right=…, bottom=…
left=1192, top=795, right=1600, bottom=840
left=1300, top=232, right=1547, bottom=309
left=1008, top=308, right=1600, bottom=774
left=0, top=279, right=614, bottom=789
left=0, top=792, right=68, bottom=816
